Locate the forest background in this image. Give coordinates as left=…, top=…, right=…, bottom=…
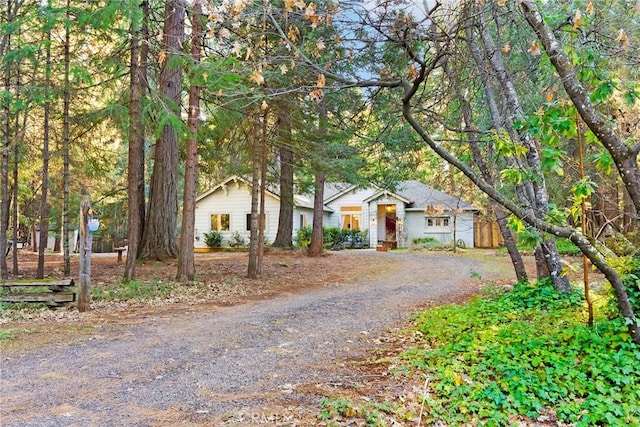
left=0, top=0, right=639, bottom=341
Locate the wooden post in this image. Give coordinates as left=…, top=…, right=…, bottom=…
left=77, top=197, right=92, bottom=312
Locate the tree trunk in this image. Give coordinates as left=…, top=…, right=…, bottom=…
left=1, top=6, right=10, bottom=279
left=273, top=104, right=294, bottom=248
left=401, top=82, right=639, bottom=344
left=139, top=0, right=184, bottom=261
left=11, top=112, right=20, bottom=275
left=124, top=0, right=149, bottom=279
left=494, top=205, right=528, bottom=281
left=445, top=47, right=528, bottom=282
left=62, top=0, right=71, bottom=276
left=248, top=106, right=261, bottom=279
left=37, top=11, right=52, bottom=279
left=473, top=4, right=569, bottom=291
left=308, top=172, right=325, bottom=257
left=257, top=107, right=268, bottom=275
left=177, top=0, right=202, bottom=282
left=465, top=22, right=532, bottom=283
left=77, top=197, right=92, bottom=312
left=308, top=100, right=327, bottom=257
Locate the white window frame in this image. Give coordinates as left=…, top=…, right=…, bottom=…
left=425, top=216, right=450, bottom=230
left=340, top=206, right=362, bottom=231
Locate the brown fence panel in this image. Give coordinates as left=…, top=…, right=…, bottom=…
left=475, top=221, right=504, bottom=248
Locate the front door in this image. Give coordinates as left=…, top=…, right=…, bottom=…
left=378, top=204, right=397, bottom=242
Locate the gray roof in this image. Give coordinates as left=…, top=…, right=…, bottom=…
left=322, top=182, right=356, bottom=203
left=393, top=180, right=477, bottom=212
left=197, top=175, right=334, bottom=211
left=198, top=177, right=475, bottom=213
left=294, top=194, right=334, bottom=212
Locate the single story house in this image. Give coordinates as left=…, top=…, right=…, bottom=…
left=194, top=176, right=478, bottom=249
left=193, top=176, right=324, bottom=247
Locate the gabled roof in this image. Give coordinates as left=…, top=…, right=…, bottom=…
left=196, top=175, right=333, bottom=211
left=294, top=194, right=334, bottom=212
left=322, top=182, right=358, bottom=204
left=395, top=180, right=478, bottom=212
left=197, top=177, right=475, bottom=213
left=195, top=175, right=280, bottom=202
left=325, top=180, right=477, bottom=212
left=362, top=189, right=412, bottom=205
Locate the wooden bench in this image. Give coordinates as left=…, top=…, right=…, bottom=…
left=1, top=279, right=76, bottom=307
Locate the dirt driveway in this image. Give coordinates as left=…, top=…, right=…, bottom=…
left=1, top=250, right=517, bottom=426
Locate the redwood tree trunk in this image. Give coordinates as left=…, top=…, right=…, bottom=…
left=177, top=0, right=202, bottom=281
left=124, top=0, right=149, bottom=279
left=139, top=0, right=184, bottom=261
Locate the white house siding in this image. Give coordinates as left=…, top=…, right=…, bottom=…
left=194, top=181, right=281, bottom=248
left=293, top=207, right=314, bottom=244
left=404, top=211, right=475, bottom=248
left=324, top=187, right=376, bottom=233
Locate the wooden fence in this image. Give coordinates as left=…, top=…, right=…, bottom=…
left=475, top=221, right=504, bottom=249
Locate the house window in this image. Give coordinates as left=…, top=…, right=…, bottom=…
left=425, top=216, right=450, bottom=229
left=246, top=213, right=266, bottom=231
left=211, top=214, right=230, bottom=231
left=340, top=206, right=362, bottom=230
left=300, top=214, right=308, bottom=228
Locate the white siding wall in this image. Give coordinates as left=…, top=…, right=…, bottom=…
left=325, top=188, right=378, bottom=247
left=324, top=188, right=376, bottom=237
left=404, top=211, right=475, bottom=248
left=292, top=207, right=313, bottom=244
left=194, top=181, right=281, bottom=248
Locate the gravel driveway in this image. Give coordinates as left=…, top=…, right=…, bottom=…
left=0, top=251, right=514, bottom=426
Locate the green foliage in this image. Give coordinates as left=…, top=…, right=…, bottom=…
left=400, top=281, right=640, bottom=426
left=227, top=231, right=246, bottom=248
left=294, top=226, right=313, bottom=248
left=0, top=329, right=17, bottom=342
left=410, top=237, right=455, bottom=251
left=554, top=237, right=582, bottom=257
left=91, top=279, right=174, bottom=302
left=625, top=257, right=640, bottom=315
left=323, top=227, right=343, bottom=247
left=319, top=397, right=355, bottom=422
left=606, top=256, right=640, bottom=315
left=499, top=166, right=523, bottom=184
left=604, top=235, right=638, bottom=257
left=412, top=237, right=437, bottom=245
left=518, top=227, right=542, bottom=249
left=294, top=226, right=368, bottom=249
left=203, top=231, right=223, bottom=248
left=318, top=396, right=393, bottom=426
